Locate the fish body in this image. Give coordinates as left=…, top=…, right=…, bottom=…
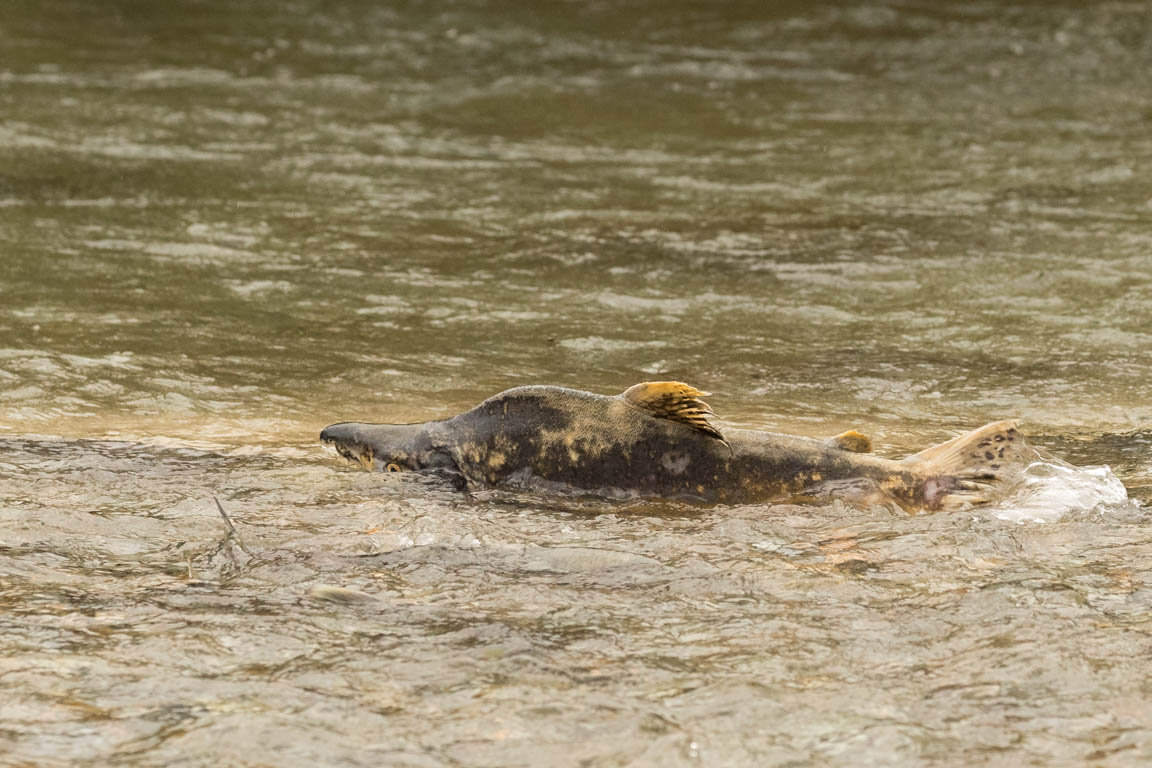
left=321, top=382, right=1032, bottom=510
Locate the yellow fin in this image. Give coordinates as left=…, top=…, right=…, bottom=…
left=832, top=430, right=872, bottom=453
left=620, top=381, right=725, bottom=443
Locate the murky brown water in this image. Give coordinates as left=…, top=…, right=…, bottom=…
left=3, top=1, right=1152, bottom=765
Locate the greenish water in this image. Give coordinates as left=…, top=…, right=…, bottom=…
left=2, top=1, right=1151, bottom=765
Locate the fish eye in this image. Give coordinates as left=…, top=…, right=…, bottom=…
left=386, top=463, right=402, bottom=473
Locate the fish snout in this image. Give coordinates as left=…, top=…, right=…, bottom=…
left=320, top=422, right=378, bottom=469
left=320, top=422, right=358, bottom=445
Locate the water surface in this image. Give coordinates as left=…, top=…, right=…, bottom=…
left=2, top=1, right=1151, bottom=765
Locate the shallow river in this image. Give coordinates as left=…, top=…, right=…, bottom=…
left=3, top=1, right=1152, bottom=765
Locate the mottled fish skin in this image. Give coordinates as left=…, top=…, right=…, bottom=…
left=321, top=384, right=1030, bottom=510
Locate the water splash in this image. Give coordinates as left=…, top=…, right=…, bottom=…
left=993, top=460, right=1138, bottom=524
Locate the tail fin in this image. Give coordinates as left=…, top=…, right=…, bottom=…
left=904, top=420, right=1032, bottom=510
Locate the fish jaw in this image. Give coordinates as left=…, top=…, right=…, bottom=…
left=320, top=422, right=384, bottom=470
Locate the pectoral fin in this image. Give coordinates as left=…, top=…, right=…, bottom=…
left=620, top=381, right=726, bottom=444
left=831, top=430, right=872, bottom=453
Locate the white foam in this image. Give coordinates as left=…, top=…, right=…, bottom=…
left=993, top=460, right=1136, bottom=524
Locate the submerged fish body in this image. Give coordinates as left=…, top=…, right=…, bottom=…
left=321, top=382, right=1034, bottom=510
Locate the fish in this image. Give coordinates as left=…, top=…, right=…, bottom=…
left=320, top=381, right=1036, bottom=510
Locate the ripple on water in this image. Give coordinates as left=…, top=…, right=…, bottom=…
left=993, top=460, right=1139, bottom=524
left=4, top=435, right=1152, bottom=766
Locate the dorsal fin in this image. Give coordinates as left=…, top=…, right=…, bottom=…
left=832, top=430, right=872, bottom=453
left=620, top=381, right=725, bottom=443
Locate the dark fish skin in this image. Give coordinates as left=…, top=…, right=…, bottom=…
left=320, top=385, right=984, bottom=509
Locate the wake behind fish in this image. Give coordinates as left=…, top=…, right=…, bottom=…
left=992, top=459, right=1138, bottom=524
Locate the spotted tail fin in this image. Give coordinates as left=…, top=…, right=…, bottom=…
left=904, top=420, right=1033, bottom=509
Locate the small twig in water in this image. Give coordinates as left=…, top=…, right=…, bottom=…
left=213, top=495, right=253, bottom=556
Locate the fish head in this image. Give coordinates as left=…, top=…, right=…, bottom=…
left=320, top=421, right=462, bottom=482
